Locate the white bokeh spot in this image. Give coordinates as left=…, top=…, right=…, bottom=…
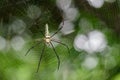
left=60, top=20, right=75, bottom=35
left=10, top=19, right=26, bottom=34
left=74, top=30, right=107, bottom=54
left=105, top=0, right=116, bottom=3
left=74, top=34, right=88, bottom=51
left=11, top=36, right=25, bottom=51
left=87, top=30, right=107, bottom=53
left=87, top=0, right=104, bottom=8
left=27, top=5, right=41, bottom=19
left=56, top=0, right=72, bottom=10
left=0, top=36, right=6, bottom=50
left=64, top=8, right=79, bottom=21
left=82, top=56, right=98, bottom=69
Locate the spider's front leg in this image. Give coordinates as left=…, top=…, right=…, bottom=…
left=51, top=21, right=64, bottom=38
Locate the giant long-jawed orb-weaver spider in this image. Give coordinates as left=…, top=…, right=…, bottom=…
left=25, top=22, right=70, bottom=72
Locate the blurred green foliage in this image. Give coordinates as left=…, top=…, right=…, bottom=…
left=0, top=0, right=120, bottom=80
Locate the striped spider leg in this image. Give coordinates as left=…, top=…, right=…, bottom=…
left=25, top=22, right=70, bottom=72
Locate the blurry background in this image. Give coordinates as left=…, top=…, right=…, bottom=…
left=0, top=0, right=120, bottom=80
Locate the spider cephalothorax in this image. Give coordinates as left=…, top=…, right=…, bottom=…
left=44, top=36, right=51, bottom=43
left=25, top=22, right=70, bottom=72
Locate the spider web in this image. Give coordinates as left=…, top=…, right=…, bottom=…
left=0, top=0, right=70, bottom=71
left=24, top=40, right=70, bottom=72
left=0, top=0, right=120, bottom=80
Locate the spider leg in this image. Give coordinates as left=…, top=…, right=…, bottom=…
left=25, top=42, right=41, bottom=56
left=50, top=42, right=60, bottom=70
left=51, top=39, right=70, bottom=54
left=50, top=21, right=64, bottom=38
left=36, top=43, right=46, bottom=73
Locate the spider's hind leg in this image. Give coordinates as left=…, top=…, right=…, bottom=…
left=36, top=43, right=46, bottom=73
left=25, top=41, right=41, bottom=56
left=50, top=42, right=60, bottom=70
left=51, top=39, right=70, bottom=55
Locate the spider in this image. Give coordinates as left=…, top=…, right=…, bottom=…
left=25, top=22, right=70, bottom=72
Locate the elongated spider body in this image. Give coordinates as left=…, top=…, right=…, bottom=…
left=25, top=22, right=70, bottom=72
left=44, top=24, right=51, bottom=43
